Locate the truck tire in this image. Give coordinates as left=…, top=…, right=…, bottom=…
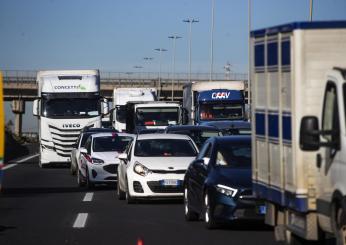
left=184, top=185, right=198, bottom=221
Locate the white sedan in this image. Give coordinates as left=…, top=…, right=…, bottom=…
left=78, top=132, right=134, bottom=188
left=117, top=134, right=198, bottom=203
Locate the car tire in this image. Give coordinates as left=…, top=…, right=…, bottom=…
left=77, top=169, right=86, bottom=187
left=117, top=179, right=126, bottom=200
left=184, top=185, right=198, bottom=221
left=204, top=192, right=217, bottom=229
left=86, top=168, right=94, bottom=189
left=125, top=180, right=135, bottom=204
left=336, top=205, right=346, bottom=245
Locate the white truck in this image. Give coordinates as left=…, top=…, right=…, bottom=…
left=112, top=88, right=156, bottom=132
left=251, top=21, right=346, bottom=244
left=183, top=80, right=247, bottom=125
left=124, top=101, right=188, bottom=133
left=33, top=70, right=108, bottom=167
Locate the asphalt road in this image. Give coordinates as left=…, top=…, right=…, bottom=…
left=0, top=156, right=279, bottom=245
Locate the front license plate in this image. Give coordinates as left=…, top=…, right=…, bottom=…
left=161, top=179, right=179, bottom=186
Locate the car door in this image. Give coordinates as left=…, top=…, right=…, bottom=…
left=80, top=137, right=92, bottom=177
left=188, top=141, right=213, bottom=212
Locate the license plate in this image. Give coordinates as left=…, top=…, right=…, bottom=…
left=161, top=179, right=179, bottom=186
left=258, top=205, right=266, bottom=214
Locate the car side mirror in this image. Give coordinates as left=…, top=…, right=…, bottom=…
left=118, top=153, right=127, bottom=161
left=300, top=116, right=320, bottom=151
left=80, top=148, right=88, bottom=154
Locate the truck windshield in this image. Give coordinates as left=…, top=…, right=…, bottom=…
left=42, top=98, right=100, bottom=118
left=136, top=107, right=179, bottom=126
left=199, top=103, right=243, bottom=121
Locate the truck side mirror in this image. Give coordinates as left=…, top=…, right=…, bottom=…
left=33, top=99, right=40, bottom=117
left=300, top=116, right=320, bottom=151
left=101, top=98, right=109, bottom=115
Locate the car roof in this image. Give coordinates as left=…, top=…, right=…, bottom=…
left=213, top=135, right=251, bottom=144
left=90, top=132, right=135, bottom=139
left=165, top=125, right=219, bottom=131
left=136, top=133, right=193, bottom=140
left=82, top=127, right=118, bottom=133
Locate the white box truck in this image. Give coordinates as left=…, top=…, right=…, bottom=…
left=183, top=81, right=247, bottom=125
left=33, top=70, right=108, bottom=167
left=112, top=88, right=156, bottom=132
left=252, top=21, right=346, bottom=244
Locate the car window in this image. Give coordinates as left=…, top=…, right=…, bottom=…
left=85, top=137, right=92, bottom=154
left=134, top=139, right=197, bottom=157
left=93, top=135, right=133, bottom=152
left=215, top=143, right=251, bottom=168
left=80, top=133, right=92, bottom=148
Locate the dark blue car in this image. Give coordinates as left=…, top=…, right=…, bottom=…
left=183, top=136, right=264, bottom=228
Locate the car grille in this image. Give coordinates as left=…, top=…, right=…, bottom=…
left=133, top=181, right=144, bottom=193
left=147, top=181, right=183, bottom=193
left=103, top=164, right=117, bottom=174
left=151, top=169, right=186, bottom=174
left=48, top=125, right=81, bottom=157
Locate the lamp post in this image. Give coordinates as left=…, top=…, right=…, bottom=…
left=183, top=18, right=199, bottom=84
left=210, top=0, right=215, bottom=81
left=154, top=48, right=167, bottom=100
left=248, top=0, right=251, bottom=106
left=309, top=0, right=313, bottom=21
left=143, top=57, right=154, bottom=78
left=168, top=35, right=182, bottom=101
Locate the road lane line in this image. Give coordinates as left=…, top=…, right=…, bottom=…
left=15, top=153, right=39, bottom=163
left=73, top=213, right=88, bottom=228
left=2, top=163, right=18, bottom=170
left=83, top=192, right=94, bottom=202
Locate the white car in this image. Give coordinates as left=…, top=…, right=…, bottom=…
left=117, top=133, right=198, bottom=203
left=77, top=132, right=134, bottom=188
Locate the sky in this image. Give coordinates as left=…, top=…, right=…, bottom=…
left=1, top=0, right=346, bottom=131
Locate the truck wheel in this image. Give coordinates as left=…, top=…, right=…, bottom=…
left=336, top=206, right=346, bottom=245
left=204, top=192, right=217, bottom=229
left=184, top=185, right=198, bottom=221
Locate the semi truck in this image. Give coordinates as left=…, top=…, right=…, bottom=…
left=124, top=101, right=188, bottom=133
left=251, top=21, right=346, bottom=244
left=183, top=81, right=247, bottom=125
left=112, top=88, right=156, bottom=132
left=33, top=70, right=108, bottom=167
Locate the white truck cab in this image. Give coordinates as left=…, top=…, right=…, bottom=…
left=33, top=70, right=108, bottom=167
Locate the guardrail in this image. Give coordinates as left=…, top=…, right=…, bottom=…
left=2, top=70, right=248, bottom=83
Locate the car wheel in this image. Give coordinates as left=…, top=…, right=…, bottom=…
left=184, top=185, right=198, bottom=221
left=125, top=180, right=135, bottom=204
left=86, top=168, right=94, bottom=189
left=204, top=192, right=217, bottom=229
left=336, top=205, right=346, bottom=245
left=117, top=177, right=126, bottom=200
left=77, top=169, right=86, bottom=187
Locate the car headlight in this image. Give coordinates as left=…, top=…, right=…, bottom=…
left=215, top=184, right=238, bottom=197
left=91, top=157, right=104, bottom=165
left=133, top=162, right=151, bottom=176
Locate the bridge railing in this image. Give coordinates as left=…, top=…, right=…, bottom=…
left=2, top=70, right=248, bottom=83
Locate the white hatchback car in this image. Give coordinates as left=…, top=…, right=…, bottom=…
left=78, top=132, right=134, bottom=188
left=117, top=134, right=198, bottom=203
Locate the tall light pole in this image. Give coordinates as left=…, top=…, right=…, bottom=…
left=143, top=57, right=154, bottom=77
left=248, top=0, right=252, bottom=106
left=154, top=48, right=167, bottom=100
left=183, top=18, right=199, bottom=84
left=309, top=0, right=313, bottom=21
left=168, top=35, right=182, bottom=101
left=210, top=0, right=215, bottom=81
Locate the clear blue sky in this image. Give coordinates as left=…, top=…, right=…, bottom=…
left=1, top=0, right=346, bottom=131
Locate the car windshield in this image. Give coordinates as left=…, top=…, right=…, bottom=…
left=199, top=103, right=243, bottom=121
left=134, top=139, right=197, bottom=157
left=169, top=130, right=220, bottom=149
left=215, top=143, right=251, bottom=168
left=136, top=107, right=179, bottom=126
left=93, top=135, right=132, bottom=152
left=42, top=98, right=100, bottom=118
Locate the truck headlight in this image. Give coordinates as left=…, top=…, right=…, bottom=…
left=215, top=184, right=238, bottom=197
left=133, top=162, right=151, bottom=176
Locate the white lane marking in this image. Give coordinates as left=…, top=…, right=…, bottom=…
left=83, top=192, right=94, bottom=202
left=2, top=164, right=18, bottom=170
left=15, top=153, right=40, bottom=163
left=73, top=213, right=88, bottom=228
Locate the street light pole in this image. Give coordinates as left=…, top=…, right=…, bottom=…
left=154, top=48, right=167, bottom=100
left=143, top=57, right=154, bottom=78
left=210, top=0, right=215, bottom=81
left=168, top=35, right=182, bottom=101
left=309, top=0, right=313, bottom=22
left=248, top=0, right=251, bottom=106
left=183, top=18, right=199, bottom=84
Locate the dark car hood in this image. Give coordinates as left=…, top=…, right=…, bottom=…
left=210, top=167, right=252, bottom=188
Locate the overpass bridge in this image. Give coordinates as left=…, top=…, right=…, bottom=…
left=2, top=70, right=248, bottom=135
